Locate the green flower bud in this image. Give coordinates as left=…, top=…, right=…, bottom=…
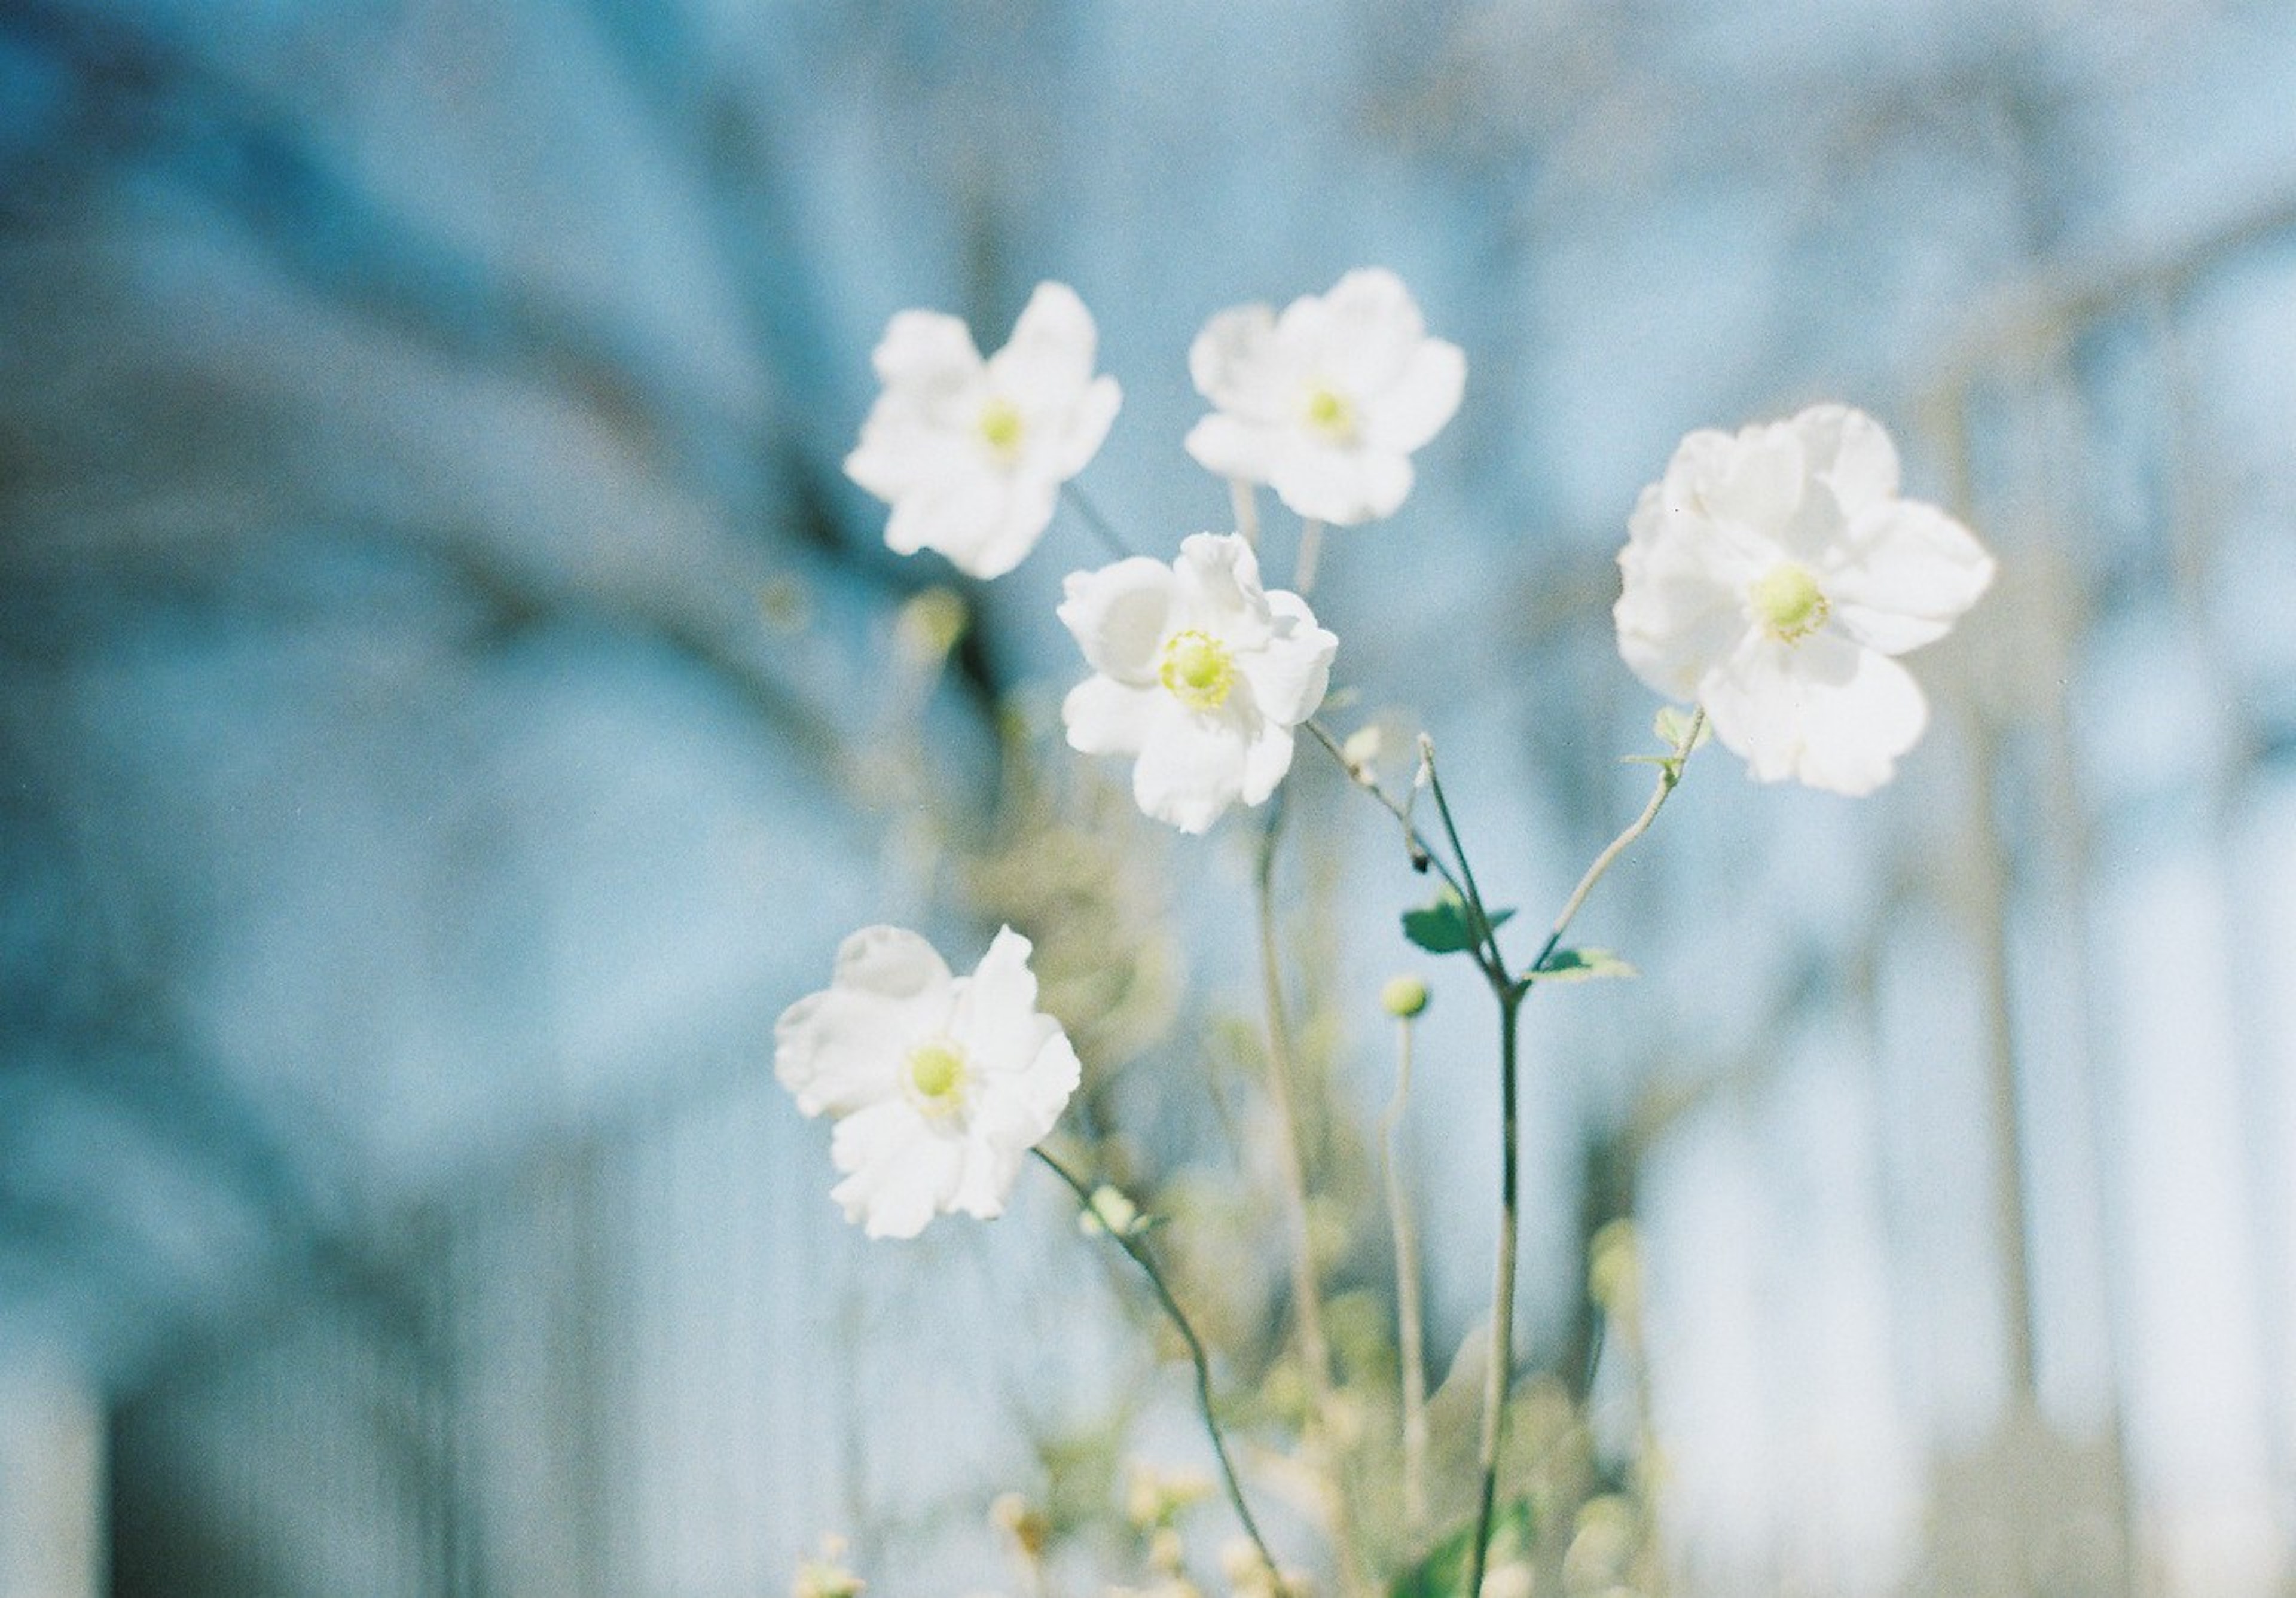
left=1380, top=973, right=1430, bottom=1018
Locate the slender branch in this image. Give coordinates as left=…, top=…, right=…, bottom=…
left=1465, top=705, right=1705, bottom=1588
left=1031, top=1147, right=1290, bottom=1591
left=1300, top=719, right=1454, bottom=893
left=1465, top=986, right=1525, bottom=1598
left=1379, top=1010, right=1430, bottom=1529
left=1061, top=482, right=1138, bottom=561
left=1525, top=707, right=1707, bottom=980
left=1419, top=739, right=1511, bottom=979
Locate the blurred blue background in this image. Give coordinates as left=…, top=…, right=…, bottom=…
left=3, top=1, right=2295, bottom=1593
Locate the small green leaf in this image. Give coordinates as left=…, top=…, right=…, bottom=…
left=1653, top=704, right=1712, bottom=754
left=1529, top=946, right=1638, bottom=984
left=1402, top=888, right=1513, bottom=956
left=1390, top=1501, right=1535, bottom=1596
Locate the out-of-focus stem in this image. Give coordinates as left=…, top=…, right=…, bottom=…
left=1062, top=482, right=1138, bottom=561
left=1032, top=1148, right=1290, bottom=1594
left=1379, top=1012, right=1430, bottom=1529
left=1230, top=478, right=1261, bottom=548
left=1294, top=519, right=1326, bottom=595
left=1253, top=805, right=1372, bottom=1595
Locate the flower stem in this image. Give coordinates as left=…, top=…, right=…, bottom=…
left=1418, top=738, right=1511, bottom=979
left=1253, top=802, right=1370, bottom=1595
left=1300, top=718, right=1451, bottom=891
left=1230, top=478, right=1261, bottom=549
left=1465, top=983, right=1524, bottom=1598
left=1061, top=482, right=1138, bottom=561
left=1032, top=1146, right=1290, bottom=1592
left=1526, top=706, right=1706, bottom=978
left=1463, top=705, right=1704, bottom=1593
left=1379, top=1011, right=1430, bottom=1529
left=1294, top=519, right=1326, bottom=596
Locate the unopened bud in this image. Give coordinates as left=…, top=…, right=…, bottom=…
left=1381, top=974, right=1430, bottom=1018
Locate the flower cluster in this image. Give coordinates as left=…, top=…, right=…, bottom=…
left=804, top=281, right=1995, bottom=1242
left=781, top=267, right=1999, bottom=1596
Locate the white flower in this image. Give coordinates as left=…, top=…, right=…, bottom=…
left=845, top=283, right=1122, bottom=579
left=1184, top=267, right=1464, bottom=526
left=774, top=925, right=1082, bottom=1239
left=1059, top=533, right=1337, bottom=834
left=1614, top=404, right=1996, bottom=796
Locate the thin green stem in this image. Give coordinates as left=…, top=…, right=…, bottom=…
left=1032, top=1147, right=1289, bottom=1592
left=1419, top=740, right=1511, bottom=980
left=1465, top=706, right=1705, bottom=1588
left=1061, top=482, right=1138, bottom=562
left=1300, top=719, right=1454, bottom=894
left=1379, top=1012, right=1430, bottom=1529
left=1465, top=986, right=1524, bottom=1598
left=1525, top=707, right=1707, bottom=980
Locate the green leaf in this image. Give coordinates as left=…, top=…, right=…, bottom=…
left=1401, top=888, right=1514, bottom=956
left=1529, top=946, right=1638, bottom=984
left=1391, top=1501, right=1535, bottom=1596
left=1653, top=704, right=1712, bottom=754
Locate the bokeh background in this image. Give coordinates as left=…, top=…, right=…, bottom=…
left=4, top=1, right=2295, bottom=1593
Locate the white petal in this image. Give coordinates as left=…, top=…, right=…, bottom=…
left=1791, top=404, right=1900, bottom=517
left=1062, top=673, right=1158, bottom=756
left=958, top=476, right=1060, bottom=579
left=1131, top=699, right=1251, bottom=833
left=1267, top=439, right=1412, bottom=525
left=1189, top=303, right=1292, bottom=420
left=1827, top=499, right=1996, bottom=655
left=1238, top=719, right=1298, bottom=806
left=961, top=1032, right=1082, bottom=1212
left=1184, top=413, right=1280, bottom=484
left=1614, top=481, right=1754, bottom=695
left=830, top=1101, right=961, bottom=1239
left=844, top=408, right=972, bottom=503
left=949, top=925, right=1049, bottom=1071
left=1363, top=337, right=1464, bottom=454
left=946, top=1135, right=1022, bottom=1221
left=774, top=927, right=954, bottom=1118
left=884, top=471, right=1054, bottom=578
left=987, top=282, right=1098, bottom=401
left=1700, top=634, right=1929, bottom=796
left=1173, top=533, right=1275, bottom=647
left=1246, top=591, right=1338, bottom=726
left=871, top=309, right=982, bottom=391
left=1702, top=421, right=1806, bottom=533
left=1057, top=557, right=1178, bottom=682
left=1317, top=268, right=1426, bottom=393
left=832, top=923, right=952, bottom=998
left=1035, top=372, right=1122, bottom=482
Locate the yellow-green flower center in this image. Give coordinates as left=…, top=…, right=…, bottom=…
left=1157, top=630, right=1236, bottom=711
left=1750, top=561, right=1830, bottom=643
left=906, top=1038, right=971, bottom=1115
left=978, top=396, right=1025, bottom=461
left=1302, top=384, right=1356, bottom=441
